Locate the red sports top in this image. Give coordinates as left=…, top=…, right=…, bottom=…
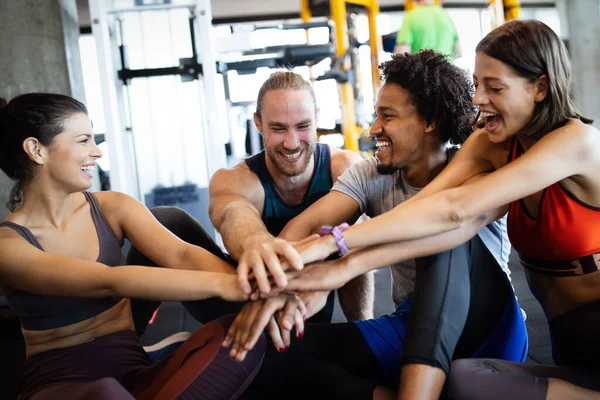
left=507, top=137, right=600, bottom=276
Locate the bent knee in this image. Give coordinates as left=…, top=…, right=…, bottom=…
left=446, top=359, right=481, bottom=399
left=150, top=206, right=194, bottom=227
left=85, top=377, right=130, bottom=399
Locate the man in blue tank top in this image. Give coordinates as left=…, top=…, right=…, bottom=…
left=209, top=71, right=374, bottom=348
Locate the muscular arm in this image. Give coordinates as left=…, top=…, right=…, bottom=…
left=209, top=166, right=270, bottom=260
left=337, top=271, right=374, bottom=320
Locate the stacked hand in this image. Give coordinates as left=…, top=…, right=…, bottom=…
left=224, top=233, right=360, bottom=361
left=237, top=234, right=336, bottom=298
left=222, top=293, right=306, bottom=361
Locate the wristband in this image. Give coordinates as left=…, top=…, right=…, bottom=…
left=319, top=222, right=350, bottom=256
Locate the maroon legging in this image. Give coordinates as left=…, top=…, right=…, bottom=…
left=446, top=299, right=600, bottom=399
left=20, top=315, right=265, bottom=400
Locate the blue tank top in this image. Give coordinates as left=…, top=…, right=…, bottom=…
left=0, top=192, right=125, bottom=331
left=245, top=143, right=333, bottom=236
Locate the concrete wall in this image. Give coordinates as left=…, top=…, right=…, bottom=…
left=558, top=0, right=600, bottom=127
left=0, top=0, right=85, bottom=220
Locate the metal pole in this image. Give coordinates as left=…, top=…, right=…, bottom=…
left=193, top=0, right=228, bottom=177
left=89, top=0, right=139, bottom=197
left=330, top=0, right=359, bottom=151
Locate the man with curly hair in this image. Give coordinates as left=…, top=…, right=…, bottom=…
left=239, top=50, right=527, bottom=399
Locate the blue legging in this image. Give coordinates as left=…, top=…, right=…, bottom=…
left=355, top=235, right=528, bottom=388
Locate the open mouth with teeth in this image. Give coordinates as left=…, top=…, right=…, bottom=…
left=479, top=111, right=502, bottom=132
left=280, top=150, right=302, bottom=162
left=375, top=140, right=391, bottom=157
left=80, top=165, right=95, bottom=178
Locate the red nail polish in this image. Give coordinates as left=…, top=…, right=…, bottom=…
left=279, top=347, right=286, bottom=353
left=298, top=331, right=304, bottom=340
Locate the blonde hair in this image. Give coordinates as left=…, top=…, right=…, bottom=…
left=255, top=71, right=316, bottom=119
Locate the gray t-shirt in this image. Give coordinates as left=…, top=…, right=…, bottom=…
left=333, top=156, right=512, bottom=305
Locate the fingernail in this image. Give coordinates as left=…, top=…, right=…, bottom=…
left=282, top=346, right=289, bottom=353
left=298, top=331, right=304, bottom=340
left=279, top=347, right=286, bottom=353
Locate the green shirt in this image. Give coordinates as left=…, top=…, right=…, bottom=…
left=396, top=5, right=458, bottom=55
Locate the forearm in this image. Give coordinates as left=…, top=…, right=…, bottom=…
left=342, top=192, right=465, bottom=251
left=343, top=213, right=488, bottom=276
left=279, top=218, right=319, bottom=242
left=179, top=246, right=236, bottom=274
left=338, top=272, right=374, bottom=320
left=219, top=204, right=272, bottom=260
left=107, top=266, right=231, bottom=301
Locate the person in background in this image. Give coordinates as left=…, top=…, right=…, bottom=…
left=394, top=0, right=461, bottom=58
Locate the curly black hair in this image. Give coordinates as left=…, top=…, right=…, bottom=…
left=379, top=50, right=475, bottom=145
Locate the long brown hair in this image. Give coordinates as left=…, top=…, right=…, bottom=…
left=476, top=20, right=592, bottom=139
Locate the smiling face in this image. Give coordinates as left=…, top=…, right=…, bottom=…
left=370, top=83, right=432, bottom=174
left=43, top=113, right=103, bottom=191
left=254, top=89, right=317, bottom=177
left=473, top=52, right=546, bottom=143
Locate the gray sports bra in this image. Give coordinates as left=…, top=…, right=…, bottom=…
left=0, top=192, right=125, bottom=330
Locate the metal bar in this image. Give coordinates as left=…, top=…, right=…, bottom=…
left=344, top=0, right=373, bottom=7
left=118, top=66, right=202, bottom=80
left=330, top=0, right=359, bottom=151
left=301, top=0, right=313, bottom=23
left=330, top=0, right=349, bottom=58
left=365, top=0, right=381, bottom=99
left=503, top=0, right=521, bottom=20
left=253, top=21, right=330, bottom=30
left=107, top=4, right=194, bottom=14
left=89, top=0, right=139, bottom=197
left=193, top=0, right=227, bottom=180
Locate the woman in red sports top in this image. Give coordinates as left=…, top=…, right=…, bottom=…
left=268, top=20, right=600, bottom=400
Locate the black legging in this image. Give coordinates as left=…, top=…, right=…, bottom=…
left=242, top=235, right=512, bottom=399
left=127, top=206, right=336, bottom=335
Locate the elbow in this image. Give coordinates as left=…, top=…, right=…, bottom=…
left=442, top=189, right=474, bottom=228
left=98, top=268, right=119, bottom=298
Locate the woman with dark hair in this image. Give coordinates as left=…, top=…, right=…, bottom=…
left=0, top=93, right=265, bottom=400
left=257, top=20, right=600, bottom=399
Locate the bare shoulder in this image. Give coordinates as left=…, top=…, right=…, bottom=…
left=547, top=119, right=600, bottom=163
left=210, top=161, right=261, bottom=195
left=88, top=191, right=140, bottom=241
left=459, top=128, right=510, bottom=169
left=330, top=146, right=363, bottom=182
left=92, top=191, right=139, bottom=213
left=0, top=225, right=22, bottom=241
left=209, top=160, right=265, bottom=215
left=561, top=118, right=598, bottom=142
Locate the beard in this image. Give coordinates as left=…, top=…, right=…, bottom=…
left=375, top=162, right=400, bottom=175
left=266, top=142, right=315, bottom=177
left=375, top=150, right=399, bottom=175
